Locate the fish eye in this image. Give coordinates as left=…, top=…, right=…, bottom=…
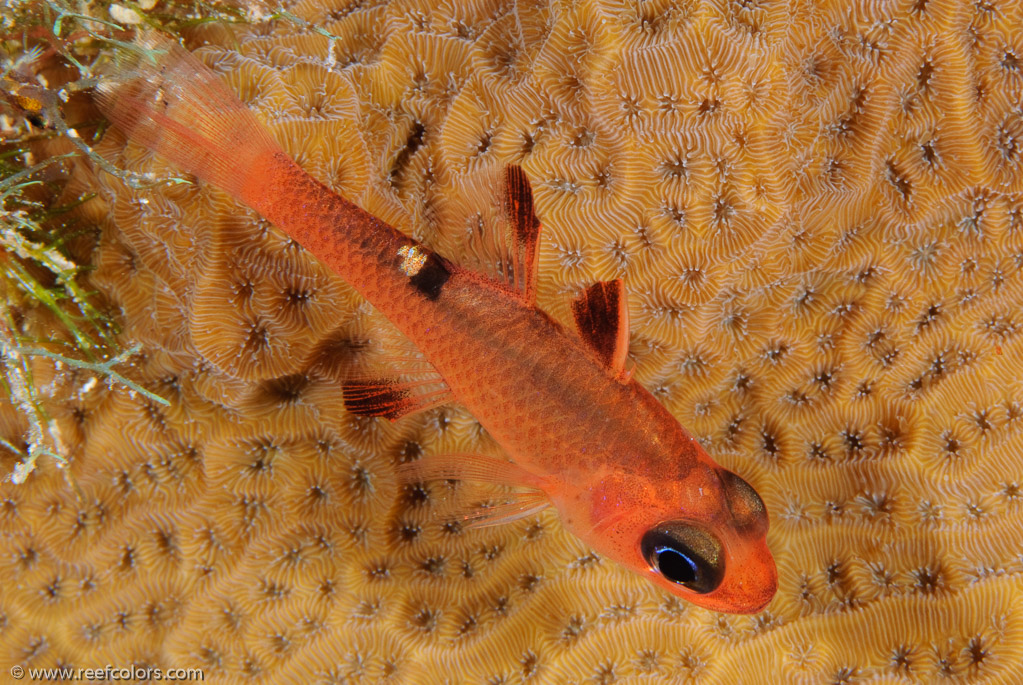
left=640, top=522, right=724, bottom=594
left=718, top=469, right=768, bottom=535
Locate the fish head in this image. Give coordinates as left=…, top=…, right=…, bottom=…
left=578, top=460, right=776, bottom=614
left=638, top=465, right=776, bottom=613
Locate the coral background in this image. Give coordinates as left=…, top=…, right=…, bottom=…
left=2, top=0, right=1023, bottom=682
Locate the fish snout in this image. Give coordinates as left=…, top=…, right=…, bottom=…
left=722, top=537, right=777, bottom=613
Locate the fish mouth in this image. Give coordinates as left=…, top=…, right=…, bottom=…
left=695, top=539, right=777, bottom=614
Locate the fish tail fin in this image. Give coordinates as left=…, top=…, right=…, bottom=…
left=94, top=35, right=283, bottom=207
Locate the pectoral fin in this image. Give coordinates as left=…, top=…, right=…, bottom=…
left=571, top=279, right=630, bottom=378
left=460, top=492, right=551, bottom=528
left=397, top=452, right=545, bottom=489
left=397, top=453, right=551, bottom=529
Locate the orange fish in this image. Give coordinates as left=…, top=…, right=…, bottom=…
left=96, top=38, right=777, bottom=613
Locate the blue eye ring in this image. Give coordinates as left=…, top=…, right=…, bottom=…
left=652, top=545, right=700, bottom=584
left=641, top=522, right=724, bottom=594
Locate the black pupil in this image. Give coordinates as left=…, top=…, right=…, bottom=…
left=656, top=546, right=697, bottom=584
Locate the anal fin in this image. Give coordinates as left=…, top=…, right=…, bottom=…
left=571, top=279, right=630, bottom=378
left=343, top=378, right=452, bottom=420
left=314, top=309, right=454, bottom=420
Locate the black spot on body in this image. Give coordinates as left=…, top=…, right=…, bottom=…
left=409, top=253, right=450, bottom=300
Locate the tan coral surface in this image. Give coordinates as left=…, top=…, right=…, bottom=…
left=3, top=0, right=1023, bottom=682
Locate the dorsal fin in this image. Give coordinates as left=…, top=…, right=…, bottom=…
left=571, top=279, right=630, bottom=377
left=503, top=165, right=541, bottom=305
